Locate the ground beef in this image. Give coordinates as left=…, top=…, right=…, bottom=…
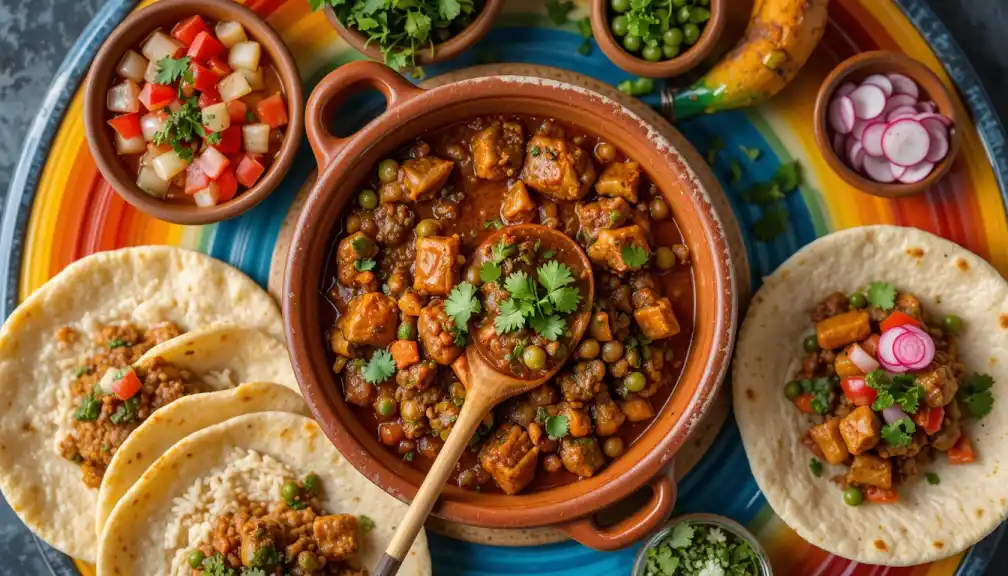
left=374, top=203, right=416, bottom=245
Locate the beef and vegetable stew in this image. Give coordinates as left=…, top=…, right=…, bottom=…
left=322, top=115, right=695, bottom=494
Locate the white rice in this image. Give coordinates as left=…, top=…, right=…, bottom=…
left=164, top=447, right=302, bottom=576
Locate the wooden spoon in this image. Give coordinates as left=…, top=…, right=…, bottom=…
left=374, top=224, right=595, bottom=575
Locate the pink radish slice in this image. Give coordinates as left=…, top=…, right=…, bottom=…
left=893, top=325, right=935, bottom=370
left=887, top=73, right=920, bottom=98
left=925, top=127, right=949, bottom=163
left=829, top=96, right=856, bottom=134
left=832, top=133, right=845, bottom=155
left=891, top=163, right=908, bottom=178
left=862, top=123, right=887, bottom=157
left=863, top=155, right=898, bottom=183
left=835, top=82, right=857, bottom=97
left=917, top=101, right=937, bottom=113
left=862, top=74, right=894, bottom=96
left=887, top=106, right=919, bottom=122
left=852, top=118, right=872, bottom=140
left=877, top=326, right=910, bottom=372
left=916, top=112, right=953, bottom=129
left=849, top=84, right=887, bottom=119
left=897, top=161, right=936, bottom=184
left=848, top=141, right=866, bottom=171
left=882, top=94, right=918, bottom=115
left=882, top=119, right=932, bottom=167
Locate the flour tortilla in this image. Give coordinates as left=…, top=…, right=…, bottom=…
left=0, top=247, right=281, bottom=562
left=95, top=381, right=307, bottom=537
left=733, top=226, right=1008, bottom=565
left=97, top=411, right=432, bottom=576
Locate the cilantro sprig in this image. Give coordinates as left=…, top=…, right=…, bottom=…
left=444, top=282, right=481, bottom=344
left=867, top=281, right=896, bottom=311
left=957, top=373, right=995, bottom=419
left=494, top=261, right=582, bottom=342
left=362, top=349, right=396, bottom=384
left=620, top=244, right=649, bottom=268
left=153, top=55, right=193, bottom=87
left=545, top=414, right=569, bottom=440
left=809, top=457, right=823, bottom=477
left=881, top=417, right=916, bottom=448
left=796, top=376, right=834, bottom=415
left=865, top=370, right=923, bottom=414
left=645, top=521, right=761, bottom=576
left=152, top=97, right=206, bottom=161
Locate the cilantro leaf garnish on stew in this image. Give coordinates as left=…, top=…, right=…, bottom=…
left=445, top=281, right=481, bottom=334
left=866, top=280, right=896, bottom=310
left=881, top=418, right=916, bottom=448
left=545, top=414, right=569, bottom=440
left=362, top=349, right=396, bottom=384
left=957, top=373, right=995, bottom=419
left=620, top=244, right=649, bottom=268
left=491, top=261, right=582, bottom=342
left=865, top=370, right=923, bottom=414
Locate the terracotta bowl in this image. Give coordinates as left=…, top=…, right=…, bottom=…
left=284, top=61, right=737, bottom=551
left=323, top=0, right=503, bottom=67
left=590, top=0, right=726, bottom=78
left=813, top=51, right=961, bottom=198
left=83, top=0, right=303, bottom=225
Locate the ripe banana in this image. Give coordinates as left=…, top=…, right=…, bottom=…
left=665, top=0, right=831, bottom=120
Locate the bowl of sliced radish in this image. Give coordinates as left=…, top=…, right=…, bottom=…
left=84, top=0, right=303, bottom=225
left=813, top=50, right=960, bottom=198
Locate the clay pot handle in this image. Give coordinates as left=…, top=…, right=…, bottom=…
left=554, top=473, right=676, bottom=551
left=305, top=60, right=423, bottom=168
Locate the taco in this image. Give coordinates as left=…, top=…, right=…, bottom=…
left=97, top=411, right=432, bottom=576
left=96, top=380, right=307, bottom=537
left=734, top=226, right=1008, bottom=565
left=0, top=247, right=282, bottom=561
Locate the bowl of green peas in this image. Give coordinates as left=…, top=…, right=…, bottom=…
left=590, top=0, right=726, bottom=78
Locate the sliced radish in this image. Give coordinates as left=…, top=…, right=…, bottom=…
left=863, top=155, right=897, bottom=183
left=849, top=84, right=887, bottom=119
left=882, top=119, right=932, bottom=167
left=887, top=105, right=919, bottom=123
left=829, top=96, right=856, bottom=134
left=862, top=74, right=894, bottom=97
left=887, top=73, right=920, bottom=98
left=835, top=82, right=857, bottom=98
left=852, top=118, right=871, bottom=140
left=917, top=101, right=937, bottom=113
left=893, top=325, right=935, bottom=370
left=882, top=94, right=918, bottom=115
left=862, top=123, right=887, bottom=157
left=832, top=133, right=845, bottom=155
left=924, top=127, right=949, bottom=163
left=891, top=163, right=908, bottom=179
left=848, top=142, right=866, bottom=172
left=898, top=161, right=936, bottom=184
left=916, top=112, right=953, bottom=129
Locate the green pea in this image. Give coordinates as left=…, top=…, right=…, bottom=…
left=187, top=550, right=205, bottom=569
left=378, top=159, right=399, bottom=183
left=843, top=487, right=863, bottom=506
left=784, top=380, right=803, bottom=400
left=642, top=45, right=663, bottom=62
left=397, top=321, right=416, bottom=340
left=523, top=345, right=547, bottom=370
left=663, top=44, right=681, bottom=59
left=281, top=480, right=299, bottom=501
left=645, top=37, right=659, bottom=48
left=377, top=396, right=397, bottom=417
left=610, top=0, right=630, bottom=13
left=415, top=218, right=439, bottom=237
left=624, top=371, right=647, bottom=392
left=655, top=247, right=676, bottom=270
left=671, top=0, right=686, bottom=7
left=677, top=6, right=692, bottom=24
left=683, top=23, right=701, bottom=45
left=622, top=34, right=642, bottom=53
left=849, top=292, right=867, bottom=309
left=611, top=15, right=629, bottom=38
left=697, top=0, right=709, bottom=4
left=803, top=334, right=820, bottom=353
left=358, top=189, right=378, bottom=210
left=691, top=7, right=711, bottom=23
left=942, top=314, right=964, bottom=334
left=663, top=28, right=684, bottom=47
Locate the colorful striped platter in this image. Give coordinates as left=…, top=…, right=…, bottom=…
left=3, top=0, right=1007, bottom=574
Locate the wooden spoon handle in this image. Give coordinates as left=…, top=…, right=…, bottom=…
left=374, top=389, right=495, bottom=575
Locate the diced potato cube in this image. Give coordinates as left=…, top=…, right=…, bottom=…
left=151, top=150, right=190, bottom=181
left=586, top=225, right=650, bottom=272
left=815, top=310, right=871, bottom=351
left=115, top=133, right=146, bottom=155
left=399, top=157, right=454, bottom=201
left=558, top=402, right=592, bottom=437
left=472, top=121, right=524, bottom=180
left=519, top=135, right=596, bottom=201
left=808, top=419, right=849, bottom=465
left=242, top=123, right=270, bottom=155
left=413, top=236, right=460, bottom=296
left=846, top=453, right=892, bottom=489
left=500, top=180, right=535, bottom=224
left=341, top=292, right=398, bottom=347
left=634, top=297, right=680, bottom=341
left=218, top=70, right=252, bottom=102
left=141, top=31, right=182, bottom=63
left=594, top=161, right=641, bottom=203
left=193, top=183, right=221, bottom=207
left=215, top=21, right=248, bottom=48
left=240, top=67, right=264, bottom=91
left=201, top=102, right=231, bottom=133
left=619, top=394, right=655, bottom=422
left=479, top=424, right=539, bottom=494
left=136, top=165, right=170, bottom=198
left=116, top=49, right=148, bottom=83
left=228, top=41, right=261, bottom=72
left=838, top=405, right=881, bottom=455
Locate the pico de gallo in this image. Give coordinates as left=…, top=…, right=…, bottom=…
left=104, top=15, right=289, bottom=207
left=786, top=281, right=995, bottom=506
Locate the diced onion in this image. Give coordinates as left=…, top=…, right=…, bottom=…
left=198, top=146, right=230, bottom=179
left=141, top=31, right=182, bottom=63
left=152, top=150, right=190, bottom=181
left=116, top=50, right=149, bottom=83
left=96, top=368, right=120, bottom=395
left=144, top=59, right=161, bottom=84
left=228, top=41, right=261, bottom=72
left=115, top=132, right=146, bottom=155
left=882, top=406, right=909, bottom=425
left=201, top=102, right=231, bottom=133
left=106, top=80, right=141, bottom=113
left=140, top=112, right=166, bottom=142
left=218, top=71, right=252, bottom=102
left=847, top=342, right=880, bottom=374
left=194, top=182, right=221, bottom=207
left=876, top=327, right=909, bottom=373
left=136, top=165, right=171, bottom=197
left=215, top=21, right=247, bottom=48
left=242, top=123, right=270, bottom=155
left=240, top=68, right=264, bottom=91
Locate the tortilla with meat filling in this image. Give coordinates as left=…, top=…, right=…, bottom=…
left=97, top=412, right=431, bottom=575
left=734, top=226, right=1008, bottom=565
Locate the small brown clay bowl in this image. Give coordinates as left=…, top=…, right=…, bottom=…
left=323, top=0, right=503, bottom=67
left=813, top=51, right=961, bottom=198
left=83, top=0, right=303, bottom=225
left=590, top=0, right=726, bottom=78
left=284, top=60, right=737, bottom=551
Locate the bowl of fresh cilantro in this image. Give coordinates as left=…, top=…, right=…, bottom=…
left=635, top=514, right=771, bottom=576
left=310, top=0, right=504, bottom=70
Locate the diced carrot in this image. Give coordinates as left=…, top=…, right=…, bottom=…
left=107, top=113, right=142, bottom=139
left=948, top=436, right=976, bottom=464
left=171, top=15, right=210, bottom=47
left=864, top=486, right=899, bottom=504
left=254, top=93, right=288, bottom=129
left=860, top=333, right=880, bottom=357
left=186, top=31, right=225, bottom=62
left=235, top=155, right=265, bottom=188
left=390, top=340, right=420, bottom=369
left=816, top=310, right=871, bottom=351
left=227, top=100, right=248, bottom=124
left=214, top=167, right=238, bottom=202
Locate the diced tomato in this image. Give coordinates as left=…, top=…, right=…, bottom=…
left=198, top=147, right=231, bottom=179
left=107, top=113, right=142, bottom=139
left=171, top=15, right=210, bottom=47
left=794, top=393, right=817, bottom=414
left=212, top=125, right=242, bottom=155
left=214, top=167, right=238, bottom=202
left=254, top=93, right=288, bottom=129
left=207, top=57, right=231, bottom=78
left=840, top=376, right=877, bottom=407
left=860, top=334, right=880, bottom=357
left=227, top=100, right=248, bottom=124
left=138, top=83, right=176, bottom=111
left=190, top=62, right=220, bottom=92
left=948, top=436, right=977, bottom=464
left=235, top=155, right=265, bottom=187
left=864, top=486, right=899, bottom=504
left=187, top=31, right=225, bottom=62
left=913, top=405, right=945, bottom=436
left=881, top=311, right=922, bottom=333
left=112, top=369, right=142, bottom=400
left=389, top=340, right=420, bottom=369
left=184, top=163, right=211, bottom=195
left=198, top=87, right=222, bottom=108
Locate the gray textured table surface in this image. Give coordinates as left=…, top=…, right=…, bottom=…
left=0, top=0, right=1006, bottom=573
